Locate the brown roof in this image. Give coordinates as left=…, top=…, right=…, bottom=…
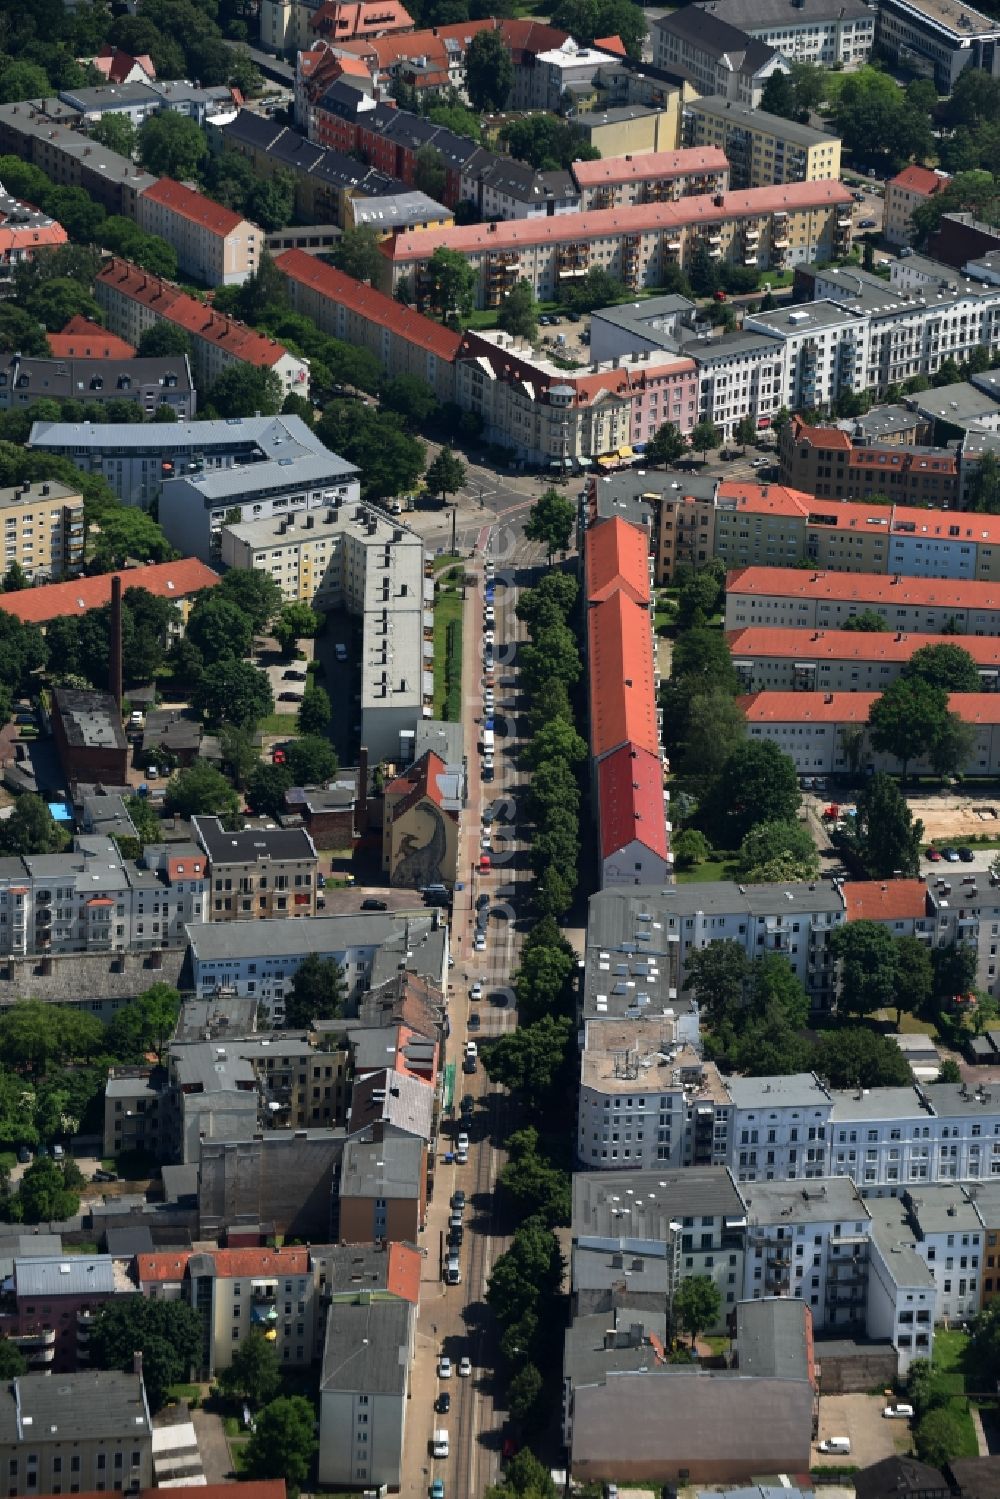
left=586, top=515, right=651, bottom=605
left=841, top=879, right=929, bottom=922
left=0, top=559, right=218, bottom=625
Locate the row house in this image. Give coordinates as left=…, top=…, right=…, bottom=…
left=725, top=565, right=1000, bottom=635
left=192, top=816, right=319, bottom=924
left=729, top=626, right=1000, bottom=694
left=779, top=416, right=960, bottom=509
left=571, top=147, right=729, bottom=210
left=682, top=95, right=841, bottom=190
left=136, top=178, right=262, bottom=287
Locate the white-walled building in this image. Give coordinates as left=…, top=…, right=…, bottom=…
left=725, top=566, right=1000, bottom=635
left=695, top=0, right=874, bottom=65
left=741, top=1177, right=871, bottom=1329
left=726, top=1075, right=833, bottom=1184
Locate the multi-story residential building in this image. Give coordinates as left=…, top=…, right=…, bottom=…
left=0, top=352, right=194, bottom=422
left=682, top=96, right=842, bottom=190
left=867, top=1195, right=937, bottom=1373
left=588, top=293, right=704, bottom=363
left=726, top=1074, right=834, bottom=1184
left=274, top=249, right=460, bottom=403
left=0, top=190, right=67, bottom=285
left=94, top=259, right=309, bottom=400
left=455, top=330, right=699, bottom=466
left=652, top=8, right=790, bottom=106
left=157, top=425, right=359, bottom=563
left=136, top=179, right=262, bottom=287
left=0, top=558, right=218, bottom=631
left=31, top=413, right=352, bottom=515
left=885, top=165, right=952, bottom=247
left=381, top=182, right=855, bottom=309
left=0, top=98, right=156, bottom=216
left=593, top=471, right=717, bottom=586
left=104, top=1067, right=168, bottom=1159
left=318, top=1296, right=415, bottom=1492
left=729, top=627, right=1000, bottom=693
left=193, top=817, right=318, bottom=924
left=0, top=1373, right=153, bottom=1492
left=741, top=688, right=1000, bottom=779
left=61, top=78, right=236, bottom=128
left=741, top=1177, right=872, bottom=1331
left=338, top=1130, right=427, bottom=1242
left=571, top=147, right=730, bottom=209
left=188, top=1246, right=316, bottom=1375
left=694, top=0, right=874, bottom=63
left=186, top=908, right=448, bottom=1024
left=779, top=416, right=960, bottom=507
left=0, top=480, right=84, bottom=583
left=690, top=330, right=789, bottom=437
left=876, top=0, right=1000, bottom=90
left=725, top=565, right=1000, bottom=634
left=47, top=317, right=136, bottom=360
left=309, top=0, right=415, bottom=44
left=871, top=1187, right=984, bottom=1322
left=0, top=1258, right=137, bottom=1374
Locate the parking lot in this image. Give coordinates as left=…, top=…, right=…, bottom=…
left=814, top=1393, right=913, bottom=1470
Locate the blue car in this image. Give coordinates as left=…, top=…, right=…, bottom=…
left=431, top=1482, right=445, bottom=1499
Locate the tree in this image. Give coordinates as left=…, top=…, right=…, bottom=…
left=414, top=144, right=448, bottom=203
left=286, top=735, right=338, bottom=785
left=285, top=954, right=347, bottom=1028
left=18, top=1157, right=79, bottom=1225
left=929, top=711, right=977, bottom=779
left=497, top=1128, right=571, bottom=1226
left=90, top=1298, right=202, bottom=1410
left=332, top=225, right=385, bottom=286
left=424, top=246, right=477, bottom=321
left=676, top=563, right=726, bottom=629
left=24, top=278, right=102, bottom=332
left=90, top=507, right=174, bottom=570
left=219, top=1330, right=281, bottom=1407
left=186, top=594, right=254, bottom=662
left=937, top=1058, right=963, bottom=1083
left=507, top=1362, right=544, bottom=1424
left=869, top=676, right=949, bottom=780
left=524, top=488, right=575, bottom=562
left=380, top=374, right=439, bottom=429
left=966, top=451, right=1000, bottom=513
left=89, top=114, right=136, bottom=158
left=273, top=602, right=321, bottom=657
left=193, top=659, right=274, bottom=729
left=813, top=1026, right=912, bottom=1088
left=138, top=112, right=208, bottom=179
left=0, top=1341, right=26, bottom=1379
left=842, top=609, right=888, bottom=632
left=550, top=0, right=646, bottom=54
left=138, top=324, right=193, bottom=359
left=247, top=171, right=296, bottom=233
left=425, top=446, right=467, bottom=504
left=735, top=415, right=757, bottom=452
left=247, top=762, right=293, bottom=818
left=672, top=827, right=712, bottom=870
left=465, top=29, right=514, bottom=111
left=737, top=818, right=819, bottom=883
left=523, top=717, right=587, bottom=770
left=164, top=762, right=240, bottom=821
left=682, top=940, right=751, bottom=1031
left=846, top=771, right=923, bottom=879
left=831, top=67, right=933, bottom=170
left=831, top=920, right=899, bottom=1018
left=561, top=266, right=626, bottom=313
left=915, top=1406, right=971, bottom=1469
left=296, top=685, right=331, bottom=737
left=498, top=279, right=538, bottom=341
left=105, top=983, right=181, bottom=1063
left=0, top=62, right=51, bottom=103
left=932, top=941, right=978, bottom=1005
left=702, top=740, right=801, bottom=845
left=482, top=1015, right=574, bottom=1102
left=217, top=568, right=283, bottom=636
left=316, top=403, right=426, bottom=504
left=206, top=365, right=282, bottom=420
left=647, top=421, right=686, bottom=468
left=903, top=643, right=981, bottom=692
left=894, top=935, right=934, bottom=1026
left=673, top=1275, right=721, bottom=1347
left=245, top=1395, right=317, bottom=1487
left=760, top=69, right=799, bottom=121
left=680, top=690, right=745, bottom=787
left=0, top=794, right=69, bottom=856
left=690, top=420, right=722, bottom=463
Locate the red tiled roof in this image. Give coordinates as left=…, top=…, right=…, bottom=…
left=95, top=45, right=156, bottom=82
left=790, top=415, right=852, bottom=450
left=386, top=750, right=449, bottom=817
left=728, top=626, right=1000, bottom=665
left=593, top=32, right=626, bottom=54
left=460, top=330, right=694, bottom=406
left=726, top=566, right=1000, bottom=611
left=387, top=1242, right=422, bottom=1304
left=97, top=259, right=295, bottom=370
left=207, top=1247, right=310, bottom=1278
left=275, top=248, right=461, bottom=363
left=136, top=1251, right=193, bottom=1284
left=310, top=0, right=414, bottom=37
left=572, top=147, right=728, bottom=188
left=588, top=591, right=659, bottom=760
left=598, top=740, right=668, bottom=860
left=142, top=178, right=248, bottom=238
left=386, top=180, right=854, bottom=261
left=585, top=515, right=651, bottom=605
left=841, top=879, right=929, bottom=922
left=889, top=165, right=950, bottom=197
left=49, top=316, right=136, bottom=359
left=0, top=559, right=218, bottom=626
left=0, top=216, right=66, bottom=255
left=740, top=689, right=1000, bottom=726
left=166, top=853, right=206, bottom=882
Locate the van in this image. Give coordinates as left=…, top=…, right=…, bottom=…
left=482, top=729, right=495, bottom=753
left=818, top=1437, right=851, bottom=1455
left=432, top=1430, right=450, bottom=1458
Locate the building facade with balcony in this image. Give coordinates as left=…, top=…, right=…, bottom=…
left=682, top=96, right=842, bottom=190
left=193, top=817, right=319, bottom=924
left=571, top=147, right=730, bottom=209
left=188, top=1247, right=316, bottom=1377
left=0, top=1257, right=137, bottom=1374
left=741, top=1177, right=872, bottom=1330
left=0, top=481, right=84, bottom=583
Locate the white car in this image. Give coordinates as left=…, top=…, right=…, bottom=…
left=457, top=1131, right=470, bottom=1151
left=484, top=605, right=495, bottom=624
left=883, top=1404, right=914, bottom=1419
left=458, top=1357, right=472, bottom=1377
left=470, top=982, right=483, bottom=1001
left=437, top=1356, right=452, bottom=1378
left=481, top=832, right=491, bottom=851
left=483, top=628, right=495, bottom=646
left=455, top=1147, right=468, bottom=1164
left=465, top=1041, right=477, bottom=1059
left=474, top=932, right=486, bottom=951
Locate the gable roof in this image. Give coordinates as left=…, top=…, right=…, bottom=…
left=0, top=559, right=218, bottom=625
left=49, top=316, right=136, bottom=359
left=585, top=515, right=651, bottom=605
left=588, top=590, right=659, bottom=760
left=598, top=741, right=668, bottom=860
left=890, top=165, right=950, bottom=197
left=142, top=177, right=249, bottom=238
left=841, top=879, right=929, bottom=923
left=385, top=750, right=450, bottom=818
left=726, top=565, right=1000, bottom=612
left=572, top=146, right=728, bottom=188
left=136, top=1251, right=193, bottom=1284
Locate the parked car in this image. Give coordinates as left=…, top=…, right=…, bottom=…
left=943, top=847, right=961, bottom=863
left=451, top=1190, right=465, bottom=1209
left=883, top=1404, right=914, bottom=1419
left=927, top=847, right=942, bottom=861
left=334, top=643, right=348, bottom=661
left=859, top=217, right=878, bottom=228
left=458, top=1357, right=472, bottom=1377
left=278, top=690, right=302, bottom=702
left=436, top=1392, right=451, bottom=1413
left=272, top=747, right=286, bottom=765
left=469, top=1012, right=481, bottom=1031
left=958, top=846, right=975, bottom=862
left=432, top=1481, right=445, bottom=1499
left=474, top=931, right=486, bottom=951
left=361, top=897, right=388, bottom=910
left=437, top=1356, right=452, bottom=1378
left=470, top=981, right=483, bottom=1000
left=475, top=893, right=490, bottom=910
left=282, top=668, right=306, bottom=681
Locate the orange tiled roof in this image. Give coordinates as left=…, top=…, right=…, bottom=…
left=166, top=853, right=206, bottom=882
left=207, top=1247, right=310, bottom=1278
left=49, top=316, right=136, bottom=359
left=585, top=514, right=651, bottom=606
left=841, top=879, right=929, bottom=922
left=95, top=45, right=156, bottom=82
left=310, top=0, right=414, bottom=37
left=789, top=415, right=852, bottom=450
left=588, top=591, right=658, bottom=760
left=593, top=32, right=626, bottom=53
left=889, top=165, right=950, bottom=197
left=386, top=1242, right=422, bottom=1303
left=386, top=180, right=854, bottom=262
left=740, top=689, right=1000, bottom=726
left=572, top=147, right=728, bottom=187
left=275, top=248, right=461, bottom=363
left=142, top=178, right=249, bottom=238
left=386, top=750, right=448, bottom=817
left=728, top=626, right=1000, bottom=664
left=726, top=566, right=1000, bottom=611
left=136, top=1251, right=193, bottom=1284
left=96, top=259, right=295, bottom=370
left=0, top=559, right=218, bottom=626
left=598, top=740, right=667, bottom=859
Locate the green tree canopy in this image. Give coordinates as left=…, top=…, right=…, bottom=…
left=219, top=1330, right=281, bottom=1407
left=244, top=1396, right=317, bottom=1487
left=331, top=225, right=385, bottom=285
left=673, top=1275, right=722, bottom=1345
left=813, top=1026, right=913, bottom=1088
left=844, top=771, right=924, bottom=878
left=297, top=685, right=331, bottom=737
left=286, top=735, right=338, bottom=785
left=425, top=446, right=467, bottom=503
left=0, top=794, right=69, bottom=857
left=284, top=954, right=348, bottom=1028
left=868, top=676, right=949, bottom=778
left=647, top=421, right=687, bottom=468
left=193, top=659, right=274, bottom=729
left=104, top=984, right=180, bottom=1063
left=903, top=643, right=981, bottom=692
left=205, top=365, right=282, bottom=420
left=186, top=594, right=254, bottom=662
left=842, top=610, right=889, bottom=632
left=524, top=489, right=575, bottom=561
left=164, top=762, right=240, bottom=821
left=18, top=1156, right=80, bottom=1225
left=831, top=920, right=899, bottom=1018
left=138, top=112, right=208, bottom=178
left=217, top=568, right=284, bottom=636
left=90, top=1298, right=203, bottom=1409
left=465, top=29, right=514, bottom=110
left=702, top=740, right=801, bottom=845
left=498, top=279, right=538, bottom=341
left=737, top=818, right=819, bottom=883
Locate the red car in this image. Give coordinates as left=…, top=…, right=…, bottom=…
left=926, top=847, right=941, bottom=862
left=272, top=747, right=287, bottom=765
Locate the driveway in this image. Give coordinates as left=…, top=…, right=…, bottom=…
left=814, top=1393, right=912, bottom=1469
left=191, top=1407, right=234, bottom=1484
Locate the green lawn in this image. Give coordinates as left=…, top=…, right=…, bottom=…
left=259, top=713, right=301, bottom=737
left=433, top=552, right=462, bottom=574
left=433, top=583, right=463, bottom=719
left=926, top=1328, right=981, bottom=1460
left=676, top=859, right=736, bottom=883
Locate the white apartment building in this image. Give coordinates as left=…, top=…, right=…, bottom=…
left=692, top=330, right=788, bottom=435
left=728, top=627, right=1000, bottom=693
left=741, top=1177, right=872, bottom=1329
left=0, top=838, right=206, bottom=958
left=726, top=1074, right=833, bottom=1184
left=827, top=1082, right=1000, bottom=1187
left=137, top=178, right=262, bottom=288
left=695, top=0, right=874, bottom=65
left=652, top=8, right=790, bottom=106
left=866, top=1196, right=937, bottom=1374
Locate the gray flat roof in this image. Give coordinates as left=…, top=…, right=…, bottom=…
left=30, top=412, right=336, bottom=459
left=573, top=1166, right=747, bottom=1244
left=685, top=92, right=839, bottom=147
left=686, top=328, right=784, bottom=360
left=340, top=1132, right=424, bottom=1199
left=188, top=909, right=435, bottom=963
left=852, top=404, right=923, bottom=438
left=725, top=1073, right=831, bottom=1110
left=914, top=382, right=1000, bottom=424
left=193, top=815, right=315, bottom=865
left=741, top=1176, right=870, bottom=1225
left=699, top=0, right=872, bottom=26
left=169, top=1042, right=256, bottom=1093
left=0, top=1372, right=151, bottom=1444
left=320, top=1298, right=412, bottom=1394
left=53, top=687, right=126, bottom=752
left=905, top=1185, right=984, bottom=1235
left=829, top=1085, right=925, bottom=1120
left=735, top=1297, right=811, bottom=1381
left=749, top=300, right=862, bottom=336
left=15, top=1255, right=118, bottom=1298
left=860, top=1197, right=935, bottom=1286
left=564, top=1307, right=669, bottom=1388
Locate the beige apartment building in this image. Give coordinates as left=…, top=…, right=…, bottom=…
left=571, top=147, right=729, bottom=209
left=884, top=164, right=951, bottom=247
left=193, top=816, right=319, bottom=922
left=187, top=1246, right=317, bottom=1376
left=0, top=479, right=84, bottom=581
left=137, top=178, right=262, bottom=286
left=0, top=1373, right=153, bottom=1497
left=682, top=96, right=842, bottom=190
left=383, top=182, right=854, bottom=309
